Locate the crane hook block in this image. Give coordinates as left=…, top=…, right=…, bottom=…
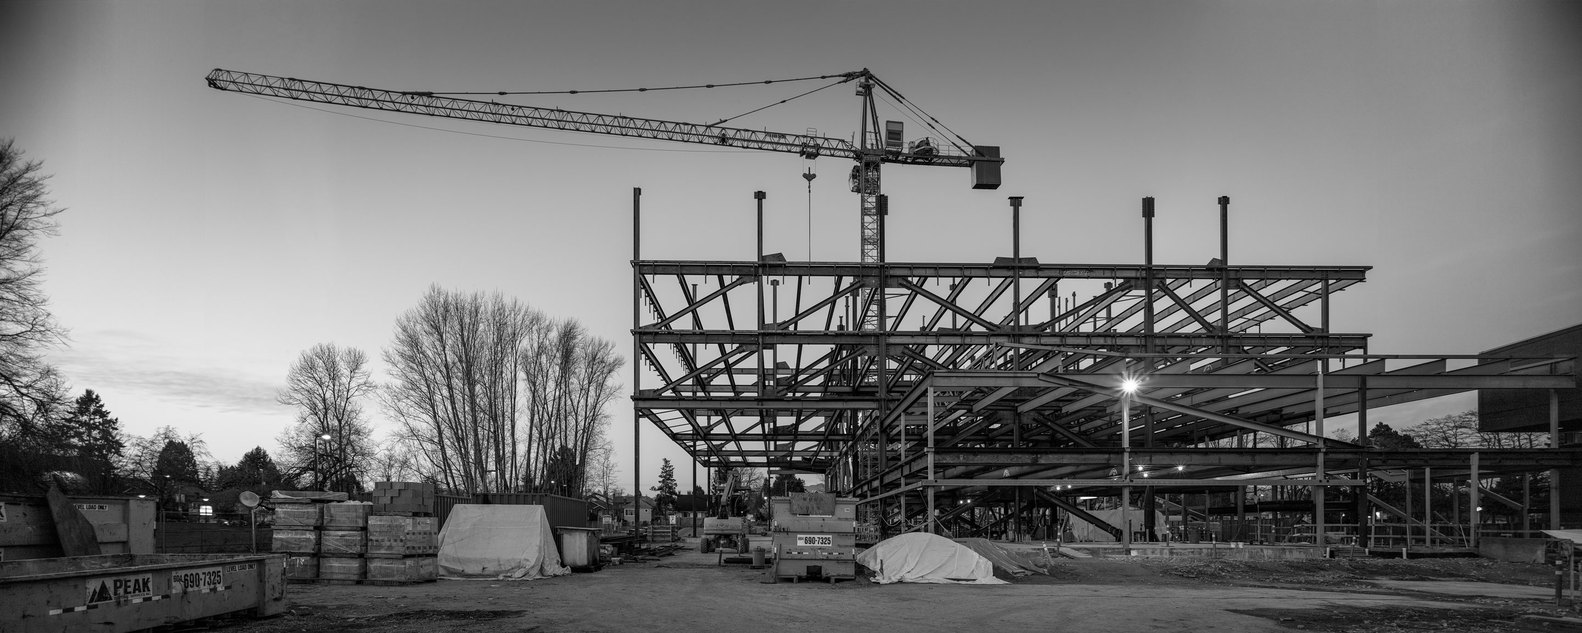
left=971, top=146, right=1002, bottom=190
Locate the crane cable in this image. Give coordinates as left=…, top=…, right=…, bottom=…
left=244, top=93, right=753, bottom=154
left=869, top=76, right=977, bottom=155
left=411, top=71, right=862, bottom=97
left=708, top=79, right=850, bottom=127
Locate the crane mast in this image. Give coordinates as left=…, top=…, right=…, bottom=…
left=205, top=68, right=1001, bottom=266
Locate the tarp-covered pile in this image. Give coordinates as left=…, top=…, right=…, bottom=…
left=954, top=538, right=1042, bottom=578
left=438, top=504, right=570, bottom=580
left=855, top=533, right=1006, bottom=584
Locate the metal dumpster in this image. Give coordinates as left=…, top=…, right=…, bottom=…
left=557, top=527, right=601, bottom=570
left=0, top=553, right=286, bottom=633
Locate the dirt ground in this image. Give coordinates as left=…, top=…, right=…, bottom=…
left=219, top=547, right=1582, bottom=633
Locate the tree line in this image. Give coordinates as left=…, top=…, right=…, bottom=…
left=0, top=139, right=624, bottom=501
left=288, top=286, right=625, bottom=497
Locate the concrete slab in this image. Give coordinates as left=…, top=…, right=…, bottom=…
left=1370, top=579, right=1554, bottom=600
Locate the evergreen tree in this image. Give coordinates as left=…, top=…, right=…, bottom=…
left=1367, top=422, right=1422, bottom=449
left=55, top=390, right=125, bottom=492
left=769, top=473, right=806, bottom=496
left=1366, top=422, right=1422, bottom=511
left=215, top=446, right=285, bottom=492
left=154, top=440, right=201, bottom=485
left=650, top=458, right=678, bottom=516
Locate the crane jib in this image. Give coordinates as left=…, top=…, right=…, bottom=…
left=204, top=68, right=1000, bottom=175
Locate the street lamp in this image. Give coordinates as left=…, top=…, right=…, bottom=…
left=1119, top=374, right=1141, bottom=552
left=315, top=433, right=331, bottom=491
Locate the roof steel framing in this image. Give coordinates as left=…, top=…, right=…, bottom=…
left=632, top=257, right=1578, bottom=484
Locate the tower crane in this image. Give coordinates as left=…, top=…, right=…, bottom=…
left=205, top=68, right=1002, bottom=265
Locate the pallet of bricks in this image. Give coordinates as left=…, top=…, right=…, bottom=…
left=366, top=481, right=440, bottom=585
left=270, top=489, right=438, bottom=585
left=270, top=501, right=323, bottom=583
left=319, top=502, right=371, bottom=584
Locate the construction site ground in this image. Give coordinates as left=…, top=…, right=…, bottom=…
left=218, top=540, right=1582, bottom=633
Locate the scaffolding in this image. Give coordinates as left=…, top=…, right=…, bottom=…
left=630, top=191, right=1580, bottom=549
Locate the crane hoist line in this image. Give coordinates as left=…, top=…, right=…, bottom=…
left=205, top=67, right=1003, bottom=264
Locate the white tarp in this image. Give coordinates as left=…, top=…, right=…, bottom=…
left=855, top=533, right=1007, bottom=585
left=438, top=504, right=571, bottom=580
left=1544, top=529, right=1582, bottom=546
left=1068, top=507, right=1168, bottom=542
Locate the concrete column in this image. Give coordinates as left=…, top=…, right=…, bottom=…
left=1470, top=452, right=1480, bottom=548
left=1424, top=467, right=1432, bottom=546
left=927, top=386, right=936, bottom=535
left=1552, top=389, right=1562, bottom=530
left=1121, top=395, right=1132, bottom=552
left=1314, top=361, right=1326, bottom=545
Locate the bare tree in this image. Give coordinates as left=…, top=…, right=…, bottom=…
left=382, top=286, right=624, bottom=497
left=123, top=425, right=212, bottom=500
left=277, top=343, right=377, bottom=493
left=0, top=140, right=68, bottom=449
left=1414, top=410, right=1481, bottom=448
left=368, top=436, right=422, bottom=483
left=584, top=435, right=619, bottom=498
left=382, top=287, right=538, bottom=495
left=520, top=319, right=623, bottom=496
left=1412, top=410, right=1545, bottom=450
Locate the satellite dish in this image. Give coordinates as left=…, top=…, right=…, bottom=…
left=239, top=491, right=260, bottom=508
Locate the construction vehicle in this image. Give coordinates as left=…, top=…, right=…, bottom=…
left=699, top=470, right=744, bottom=555
left=204, top=68, right=1002, bottom=266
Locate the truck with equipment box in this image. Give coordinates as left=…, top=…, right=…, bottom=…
left=771, top=493, right=857, bottom=583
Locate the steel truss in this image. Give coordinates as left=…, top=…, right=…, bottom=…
left=633, top=243, right=1579, bottom=545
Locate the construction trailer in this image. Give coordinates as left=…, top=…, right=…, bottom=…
left=630, top=193, right=1581, bottom=553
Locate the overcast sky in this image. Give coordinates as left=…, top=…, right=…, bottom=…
left=2, top=0, right=1578, bottom=491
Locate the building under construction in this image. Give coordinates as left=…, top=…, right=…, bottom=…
left=198, top=69, right=1580, bottom=551
left=631, top=192, right=1581, bottom=552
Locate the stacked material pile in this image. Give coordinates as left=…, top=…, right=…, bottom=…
left=366, top=515, right=441, bottom=583
left=270, top=500, right=439, bottom=584
left=370, top=481, right=436, bottom=515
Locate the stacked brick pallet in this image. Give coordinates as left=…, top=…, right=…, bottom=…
left=365, top=515, right=440, bottom=583
left=271, top=500, right=439, bottom=585
left=272, top=503, right=323, bottom=581
left=370, top=481, right=436, bottom=514
left=319, top=502, right=370, bottom=582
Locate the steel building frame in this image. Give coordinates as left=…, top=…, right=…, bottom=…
left=630, top=193, right=1580, bottom=546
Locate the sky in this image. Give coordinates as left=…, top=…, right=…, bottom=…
left=1, top=0, right=1578, bottom=493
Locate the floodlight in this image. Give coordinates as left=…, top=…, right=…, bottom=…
left=1121, top=378, right=1140, bottom=393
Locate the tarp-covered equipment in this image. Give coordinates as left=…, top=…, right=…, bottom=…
left=855, top=532, right=1006, bottom=584
left=438, top=504, right=571, bottom=580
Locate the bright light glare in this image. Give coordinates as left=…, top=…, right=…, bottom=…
left=1121, top=378, right=1140, bottom=393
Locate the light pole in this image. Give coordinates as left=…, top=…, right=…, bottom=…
left=315, top=433, right=331, bottom=491
left=1120, top=376, right=1139, bottom=552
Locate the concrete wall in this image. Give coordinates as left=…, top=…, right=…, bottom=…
left=1075, top=544, right=1327, bottom=560
left=1479, top=536, right=1548, bottom=563
left=1478, top=324, right=1580, bottom=433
